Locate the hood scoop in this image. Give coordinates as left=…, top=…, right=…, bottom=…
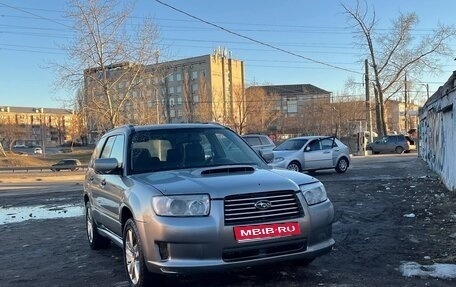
left=200, top=165, right=255, bottom=176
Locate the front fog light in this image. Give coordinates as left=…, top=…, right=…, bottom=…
left=301, top=182, right=327, bottom=205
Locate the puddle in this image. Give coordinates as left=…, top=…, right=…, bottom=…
left=0, top=204, right=84, bottom=225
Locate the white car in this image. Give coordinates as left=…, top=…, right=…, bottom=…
left=270, top=136, right=350, bottom=173
left=34, top=147, right=43, bottom=154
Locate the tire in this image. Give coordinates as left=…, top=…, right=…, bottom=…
left=395, top=146, right=404, bottom=154
left=85, top=201, right=110, bottom=249
left=123, top=218, right=154, bottom=287
left=287, top=161, right=302, bottom=172
left=335, top=157, right=349, bottom=173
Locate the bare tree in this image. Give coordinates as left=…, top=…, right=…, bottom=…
left=0, top=115, right=25, bottom=151
left=54, top=0, right=162, bottom=134
left=342, top=1, right=456, bottom=136
left=194, top=75, right=215, bottom=122
left=227, top=85, right=247, bottom=134
left=245, top=87, right=282, bottom=134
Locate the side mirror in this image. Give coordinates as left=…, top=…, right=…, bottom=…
left=259, top=149, right=274, bottom=163
left=94, top=158, right=120, bottom=174
left=304, top=146, right=311, bottom=152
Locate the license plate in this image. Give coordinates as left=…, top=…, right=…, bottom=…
left=234, top=222, right=301, bottom=242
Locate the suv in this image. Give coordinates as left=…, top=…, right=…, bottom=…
left=241, top=134, right=276, bottom=162
left=83, top=123, right=334, bottom=287
left=368, top=134, right=412, bottom=154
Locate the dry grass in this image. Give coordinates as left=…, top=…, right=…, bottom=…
left=0, top=148, right=93, bottom=167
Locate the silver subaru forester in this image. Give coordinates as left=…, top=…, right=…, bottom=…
left=83, top=123, right=334, bottom=287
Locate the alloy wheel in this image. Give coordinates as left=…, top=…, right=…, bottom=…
left=125, top=228, right=141, bottom=285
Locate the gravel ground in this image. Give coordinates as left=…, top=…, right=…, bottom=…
left=0, top=154, right=454, bottom=287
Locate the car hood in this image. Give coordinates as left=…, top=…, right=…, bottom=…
left=132, top=165, right=319, bottom=199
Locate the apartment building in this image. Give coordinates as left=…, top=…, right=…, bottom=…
left=385, top=99, right=420, bottom=134
left=83, top=48, right=245, bottom=140
left=246, top=84, right=332, bottom=135
left=0, top=106, right=75, bottom=148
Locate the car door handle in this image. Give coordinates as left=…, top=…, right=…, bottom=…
left=100, top=179, right=106, bottom=186
left=323, top=151, right=331, bottom=154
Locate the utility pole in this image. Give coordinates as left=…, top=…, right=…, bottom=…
left=404, top=73, right=408, bottom=132
left=365, top=59, right=373, bottom=144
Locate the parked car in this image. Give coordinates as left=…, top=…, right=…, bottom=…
left=367, top=134, right=413, bottom=154
left=13, top=144, right=26, bottom=148
left=241, top=134, right=276, bottom=162
left=33, top=147, right=43, bottom=154
left=51, top=159, right=81, bottom=171
left=405, top=135, right=417, bottom=152
left=270, top=136, right=350, bottom=173
left=83, top=123, right=335, bottom=287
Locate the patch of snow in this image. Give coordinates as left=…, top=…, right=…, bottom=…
left=400, top=262, right=456, bottom=280
left=404, top=213, right=416, bottom=218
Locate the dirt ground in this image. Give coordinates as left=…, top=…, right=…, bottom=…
left=0, top=154, right=455, bottom=287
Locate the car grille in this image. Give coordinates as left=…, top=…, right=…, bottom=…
left=223, top=238, right=307, bottom=262
left=224, top=190, right=303, bottom=226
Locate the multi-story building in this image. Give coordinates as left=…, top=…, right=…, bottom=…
left=83, top=48, right=245, bottom=141
left=0, top=106, right=75, bottom=148
left=246, top=84, right=332, bottom=135
left=385, top=99, right=420, bottom=134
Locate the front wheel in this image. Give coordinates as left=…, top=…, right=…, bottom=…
left=335, top=157, right=349, bottom=173
left=287, top=161, right=302, bottom=172
left=123, top=219, right=154, bottom=287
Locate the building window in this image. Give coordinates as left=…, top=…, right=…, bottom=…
left=192, top=83, right=198, bottom=92
left=177, top=109, right=182, bottom=117
left=287, top=100, right=298, bottom=113
left=169, top=86, right=175, bottom=94
left=176, top=86, right=182, bottom=93
left=176, top=73, right=182, bottom=81
left=169, top=98, right=175, bottom=106
left=192, top=71, right=198, bottom=80
left=193, top=95, right=199, bottom=103
left=177, top=97, right=182, bottom=105
left=170, top=109, right=175, bottom=117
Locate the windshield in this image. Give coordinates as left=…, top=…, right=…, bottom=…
left=129, top=127, right=267, bottom=174
left=274, top=139, right=308, bottom=151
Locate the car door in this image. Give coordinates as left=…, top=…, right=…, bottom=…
left=303, top=138, right=332, bottom=169
left=90, top=134, right=126, bottom=235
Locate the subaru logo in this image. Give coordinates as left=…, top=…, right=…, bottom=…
left=254, top=200, right=272, bottom=210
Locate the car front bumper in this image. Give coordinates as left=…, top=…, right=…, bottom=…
left=136, top=196, right=335, bottom=275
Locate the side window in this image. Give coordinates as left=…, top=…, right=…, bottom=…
left=245, top=137, right=261, bottom=146
left=387, top=136, right=396, bottom=144
left=260, top=136, right=273, bottom=145
left=89, top=137, right=107, bottom=167
left=321, top=138, right=336, bottom=150
left=100, top=136, right=116, bottom=158
left=110, top=135, right=125, bottom=166
left=308, top=140, right=321, bottom=151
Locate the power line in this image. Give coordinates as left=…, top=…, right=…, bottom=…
left=154, top=0, right=362, bottom=75
left=0, top=2, right=70, bottom=28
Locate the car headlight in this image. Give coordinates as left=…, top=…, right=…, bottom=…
left=152, top=194, right=210, bottom=216
left=273, top=157, right=285, bottom=163
left=300, top=182, right=327, bottom=205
